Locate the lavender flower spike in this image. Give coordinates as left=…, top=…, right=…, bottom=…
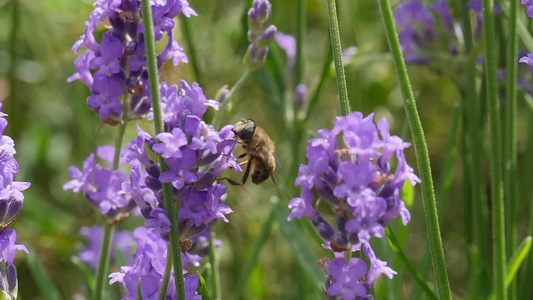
left=290, top=112, right=418, bottom=298
left=68, top=0, right=195, bottom=123
left=244, top=0, right=277, bottom=70
left=0, top=104, right=29, bottom=300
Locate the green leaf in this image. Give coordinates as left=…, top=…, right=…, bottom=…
left=500, top=1, right=533, bottom=51
left=400, top=180, right=414, bottom=209
left=71, top=256, right=95, bottom=293
left=26, top=245, right=61, bottom=300
left=197, top=272, right=212, bottom=300
left=386, top=228, right=438, bottom=300
left=488, top=236, right=532, bottom=300
left=137, top=278, right=143, bottom=300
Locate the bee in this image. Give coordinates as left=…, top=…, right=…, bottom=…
left=229, top=119, right=276, bottom=185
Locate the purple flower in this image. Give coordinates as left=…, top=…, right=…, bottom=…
left=79, top=226, right=134, bottom=270
left=0, top=104, right=28, bottom=299
left=290, top=112, right=416, bottom=294
left=519, top=52, right=533, bottom=66
left=275, top=32, right=296, bottom=76
left=245, top=0, right=277, bottom=69
left=125, top=81, right=240, bottom=240
left=295, top=84, right=307, bottom=109
left=522, top=0, right=533, bottom=17
left=327, top=257, right=368, bottom=299
left=0, top=230, right=28, bottom=266
left=64, top=146, right=136, bottom=219
left=109, top=227, right=202, bottom=300
left=69, top=0, right=195, bottom=122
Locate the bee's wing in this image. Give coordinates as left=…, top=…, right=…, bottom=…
left=271, top=155, right=291, bottom=202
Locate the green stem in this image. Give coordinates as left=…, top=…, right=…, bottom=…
left=295, top=0, right=306, bottom=86
left=387, top=228, right=438, bottom=300
left=325, top=0, right=351, bottom=116
left=157, top=245, right=173, bottom=300
left=459, top=1, right=490, bottom=296
left=504, top=0, right=518, bottom=298
left=229, top=69, right=251, bottom=101
left=180, top=16, right=205, bottom=88
left=209, top=232, right=221, bottom=299
left=482, top=0, right=507, bottom=298
left=376, top=0, right=451, bottom=299
left=141, top=0, right=186, bottom=299
left=93, top=223, right=114, bottom=300
left=94, top=91, right=130, bottom=300
left=212, top=69, right=252, bottom=127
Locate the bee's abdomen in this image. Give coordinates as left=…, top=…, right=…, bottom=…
left=252, top=168, right=271, bottom=184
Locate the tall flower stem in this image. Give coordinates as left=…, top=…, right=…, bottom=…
left=94, top=91, right=130, bottom=300
left=376, top=0, right=451, bottom=298
left=141, top=0, right=186, bottom=299
left=180, top=16, right=205, bottom=88
left=325, top=0, right=351, bottom=116
left=209, top=233, right=221, bottom=298
left=157, top=246, right=173, bottom=300
left=93, top=222, right=114, bottom=300
left=504, top=0, right=518, bottom=279
left=482, top=0, right=507, bottom=298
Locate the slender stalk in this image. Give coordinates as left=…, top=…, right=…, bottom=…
left=295, top=0, right=306, bottom=86
left=93, top=223, right=114, bottom=300
left=229, top=69, right=251, bottom=100
left=94, top=91, right=130, bottom=300
left=325, top=0, right=351, bottom=116
left=482, top=0, right=507, bottom=298
left=504, top=0, right=518, bottom=299
left=376, top=0, right=451, bottom=298
left=180, top=16, right=205, bottom=87
left=458, top=1, right=490, bottom=295
left=209, top=232, right=221, bottom=299
left=157, top=246, right=173, bottom=300
left=141, top=0, right=186, bottom=299
left=387, top=228, right=438, bottom=300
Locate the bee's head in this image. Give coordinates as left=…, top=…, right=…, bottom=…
left=232, top=119, right=256, bottom=140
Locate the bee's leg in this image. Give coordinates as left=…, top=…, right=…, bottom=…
left=216, top=177, right=243, bottom=186
left=242, top=157, right=253, bottom=185
left=237, top=153, right=247, bottom=159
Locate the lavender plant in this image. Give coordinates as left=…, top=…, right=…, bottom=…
left=68, top=0, right=194, bottom=123
left=394, top=0, right=499, bottom=65
left=0, top=103, right=29, bottom=299
left=289, top=112, right=418, bottom=298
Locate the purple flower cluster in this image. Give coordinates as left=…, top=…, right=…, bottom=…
left=0, top=103, right=29, bottom=299
left=244, top=0, right=277, bottom=69
left=109, top=227, right=202, bottom=300
left=63, top=146, right=137, bottom=220
left=394, top=0, right=456, bottom=64
left=395, top=0, right=499, bottom=65
left=289, top=112, right=418, bottom=298
left=68, top=0, right=195, bottom=123
left=124, top=80, right=240, bottom=238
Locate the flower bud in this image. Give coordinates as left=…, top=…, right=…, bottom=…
left=295, top=84, right=307, bottom=109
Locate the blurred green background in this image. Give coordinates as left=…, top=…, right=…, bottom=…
left=0, top=0, right=532, bottom=299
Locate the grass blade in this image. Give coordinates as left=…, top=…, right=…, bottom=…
left=26, top=245, right=61, bottom=300
left=489, top=236, right=532, bottom=300
left=386, top=228, right=438, bottom=300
